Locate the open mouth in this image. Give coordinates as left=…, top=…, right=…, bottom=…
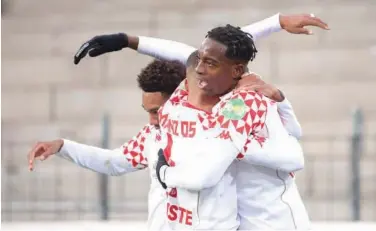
left=197, top=79, right=208, bottom=89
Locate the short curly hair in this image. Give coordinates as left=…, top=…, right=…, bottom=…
left=137, top=59, right=186, bottom=96
left=206, top=24, right=257, bottom=63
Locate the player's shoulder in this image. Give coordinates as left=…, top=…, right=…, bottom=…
left=218, top=90, right=268, bottom=119
left=215, top=90, right=268, bottom=135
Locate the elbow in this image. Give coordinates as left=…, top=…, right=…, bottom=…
left=294, top=155, right=305, bottom=171
left=283, top=155, right=305, bottom=172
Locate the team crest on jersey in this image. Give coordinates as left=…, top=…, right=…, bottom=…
left=221, top=98, right=247, bottom=120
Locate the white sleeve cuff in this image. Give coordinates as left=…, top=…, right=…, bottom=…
left=56, top=139, right=75, bottom=161
left=277, top=98, right=292, bottom=110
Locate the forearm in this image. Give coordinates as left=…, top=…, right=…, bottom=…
left=56, top=139, right=141, bottom=176
left=162, top=140, right=238, bottom=190
left=137, top=36, right=196, bottom=65
left=241, top=13, right=282, bottom=42
left=242, top=136, right=304, bottom=172
left=135, top=14, right=282, bottom=65
left=277, top=98, right=302, bottom=139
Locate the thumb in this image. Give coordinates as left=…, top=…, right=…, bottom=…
left=296, top=27, right=313, bottom=35
left=39, top=147, right=53, bottom=161
left=158, top=149, right=164, bottom=158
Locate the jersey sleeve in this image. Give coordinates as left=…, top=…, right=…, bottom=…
left=240, top=13, right=282, bottom=42
left=162, top=137, right=239, bottom=191
left=137, top=36, right=196, bottom=65
left=137, top=14, right=281, bottom=65
left=238, top=134, right=304, bottom=172
left=56, top=125, right=153, bottom=175
left=277, top=98, right=302, bottom=139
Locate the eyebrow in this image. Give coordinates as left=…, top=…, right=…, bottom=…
left=198, top=50, right=222, bottom=63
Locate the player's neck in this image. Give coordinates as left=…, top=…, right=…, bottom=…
left=187, top=80, right=219, bottom=112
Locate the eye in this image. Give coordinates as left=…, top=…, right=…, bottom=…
left=206, top=61, right=215, bottom=67
left=149, top=109, right=158, bottom=115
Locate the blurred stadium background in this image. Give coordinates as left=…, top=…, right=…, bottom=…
left=1, top=0, right=376, bottom=228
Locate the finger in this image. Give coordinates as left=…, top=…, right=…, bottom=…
left=304, top=16, right=329, bottom=30
left=28, top=143, right=42, bottom=171
left=158, top=149, right=164, bottom=158
left=88, top=47, right=108, bottom=57
left=40, top=148, right=53, bottom=161
left=74, top=41, right=99, bottom=65
left=74, top=42, right=89, bottom=64
left=312, top=17, right=329, bottom=30
left=295, top=27, right=313, bottom=35
left=235, top=84, right=262, bottom=93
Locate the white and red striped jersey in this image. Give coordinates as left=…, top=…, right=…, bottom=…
left=56, top=125, right=170, bottom=231
left=157, top=80, right=307, bottom=230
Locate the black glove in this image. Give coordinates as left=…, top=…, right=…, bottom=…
left=74, top=33, right=129, bottom=65
left=156, top=149, right=169, bottom=189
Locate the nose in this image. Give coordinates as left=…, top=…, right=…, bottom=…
left=195, top=60, right=205, bottom=75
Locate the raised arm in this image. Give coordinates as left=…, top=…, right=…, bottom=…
left=241, top=13, right=281, bottom=42
left=75, top=13, right=330, bottom=65
left=277, top=98, right=302, bottom=139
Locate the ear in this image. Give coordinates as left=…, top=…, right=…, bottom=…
left=232, top=64, right=246, bottom=80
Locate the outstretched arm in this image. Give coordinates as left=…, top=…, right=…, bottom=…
left=135, top=14, right=282, bottom=64
left=76, top=13, right=330, bottom=65
left=56, top=125, right=153, bottom=175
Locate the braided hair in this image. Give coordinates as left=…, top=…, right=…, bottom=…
left=206, top=24, right=257, bottom=63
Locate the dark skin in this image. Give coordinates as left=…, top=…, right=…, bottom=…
left=195, top=38, right=246, bottom=97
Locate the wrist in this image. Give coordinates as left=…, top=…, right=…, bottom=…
left=119, top=33, right=129, bottom=48
left=279, top=14, right=287, bottom=29
left=57, top=139, right=64, bottom=152
left=273, top=89, right=285, bottom=102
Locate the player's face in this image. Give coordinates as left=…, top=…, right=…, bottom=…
left=142, top=92, right=169, bottom=128
left=195, top=38, right=244, bottom=96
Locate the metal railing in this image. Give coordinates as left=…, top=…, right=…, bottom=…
left=1, top=111, right=375, bottom=222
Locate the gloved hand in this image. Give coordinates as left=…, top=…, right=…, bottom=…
left=156, top=149, right=169, bottom=189
left=74, top=33, right=129, bottom=64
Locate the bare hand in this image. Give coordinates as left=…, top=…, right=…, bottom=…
left=280, top=13, right=329, bottom=35
left=235, top=73, right=285, bottom=102
left=28, top=139, right=64, bottom=171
